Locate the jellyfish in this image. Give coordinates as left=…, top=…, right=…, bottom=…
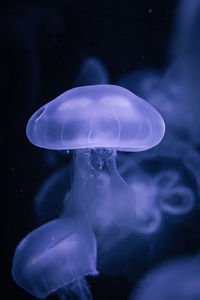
left=12, top=217, right=97, bottom=299
left=26, top=84, right=165, bottom=238
left=129, top=255, right=200, bottom=300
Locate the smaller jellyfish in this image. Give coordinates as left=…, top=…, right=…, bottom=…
left=129, top=256, right=200, bottom=300
left=12, top=217, right=97, bottom=299
left=74, top=57, right=109, bottom=87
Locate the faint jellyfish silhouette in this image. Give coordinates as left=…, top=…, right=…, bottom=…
left=26, top=84, right=165, bottom=238
left=95, top=138, right=198, bottom=279
left=74, top=56, right=109, bottom=87
left=129, top=256, right=200, bottom=300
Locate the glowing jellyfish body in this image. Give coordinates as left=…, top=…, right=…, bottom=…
left=12, top=218, right=97, bottom=299
left=130, top=256, right=200, bottom=300
left=26, top=84, right=165, bottom=236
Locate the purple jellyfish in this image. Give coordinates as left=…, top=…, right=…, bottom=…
left=12, top=218, right=97, bottom=299
left=26, top=84, right=165, bottom=237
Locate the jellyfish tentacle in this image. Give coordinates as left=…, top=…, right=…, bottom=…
left=61, top=149, right=98, bottom=255
left=62, top=148, right=93, bottom=218
left=106, top=152, right=135, bottom=238
left=58, top=278, right=92, bottom=300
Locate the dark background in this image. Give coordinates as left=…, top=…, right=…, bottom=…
left=2, top=0, right=180, bottom=299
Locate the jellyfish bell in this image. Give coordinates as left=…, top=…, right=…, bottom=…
left=26, top=84, right=165, bottom=151
left=26, top=84, right=165, bottom=238
left=12, top=217, right=98, bottom=299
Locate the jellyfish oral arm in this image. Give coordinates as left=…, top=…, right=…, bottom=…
left=69, top=148, right=135, bottom=239
left=66, top=147, right=136, bottom=239
left=106, top=152, right=135, bottom=238
left=62, top=149, right=99, bottom=242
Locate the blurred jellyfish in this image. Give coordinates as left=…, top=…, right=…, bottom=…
left=118, top=140, right=198, bottom=219
left=129, top=255, right=200, bottom=300
left=74, top=56, right=109, bottom=86
left=12, top=217, right=97, bottom=299
left=96, top=141, right=198, bottom=279
left=26, top=84, right=165, bottom=237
